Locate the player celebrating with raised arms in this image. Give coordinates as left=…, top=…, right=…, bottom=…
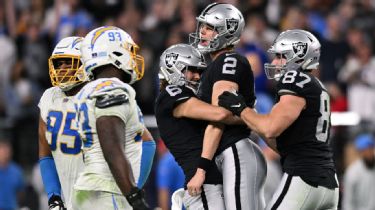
left=218, top=29, right=339, bottom=210
left=72, top=26, right=149, bottom=210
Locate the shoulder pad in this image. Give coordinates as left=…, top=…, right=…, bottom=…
left=39, top=87, right=63, bottom=106
left=95, top=93, right=129, bottom=108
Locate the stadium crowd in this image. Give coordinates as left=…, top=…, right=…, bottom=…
left=0, top=0, right=375, bottom=209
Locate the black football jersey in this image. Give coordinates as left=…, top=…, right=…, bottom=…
left=155, top=85, right=222, bottom=185
left=197, top=52, right=255, bottom=154
left=275, top=70, right=337, bottom=188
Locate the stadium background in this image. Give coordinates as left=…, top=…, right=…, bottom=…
left=0, top=0, right=375, bottom=209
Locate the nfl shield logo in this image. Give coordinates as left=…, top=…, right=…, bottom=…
left=165, top=53, right=179, bottom=68
left=226, top=18, right=239, bottom=34
left=292, top=42, right=308, bottom=58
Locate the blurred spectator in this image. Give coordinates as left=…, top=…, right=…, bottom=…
left=0, top=138, right=25, bottom=210
left=30, top=163, right=48, bottom=210
left=343, top=134, right=375, bottom=210
left=280, top=6, right=310, bottom=31
left=326, top=82, right=348, bottom=112
left=156, top=141, right=184, bottom=210
left=338, top=34, right=375, bottom=130
left=3, top=60, right=40, bottom=168
left=237, top=43, right=271, bottom=94
left=46, top=0, right=93, bottom=44
left=242, top=14, right=278, bottom=51
left=320, top=12, right=350, bottom=83
left=0, top=34, right=16, bottom=121
left=17, top=21, right=50, bottom=89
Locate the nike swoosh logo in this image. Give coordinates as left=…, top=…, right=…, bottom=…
left=231, top=103, right=241, bottom=108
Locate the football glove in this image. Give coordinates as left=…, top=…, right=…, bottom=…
left=48, top=195, right=66, bottom=210
left=218, top=91, right=247, bottom=116
left=125, top=187, right=150, bottom=210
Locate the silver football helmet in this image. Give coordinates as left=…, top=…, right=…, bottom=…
left=189, top=3, right=245, bottom=54
left=159, top=44, right=206, bottom=91
left=264, top=29, right=321, bottom=79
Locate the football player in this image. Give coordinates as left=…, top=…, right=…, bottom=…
left=218, top=29, right=339, bottom=210
left=188, top=3, right=267, bottom=210
left=156, top=44, right=244, bottom=209
left=38, top=36, right=87, bottom=210
left=72, top=26, right=149, bottom=210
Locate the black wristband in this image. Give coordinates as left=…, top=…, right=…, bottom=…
left=198, top=157, right=212, bottom=171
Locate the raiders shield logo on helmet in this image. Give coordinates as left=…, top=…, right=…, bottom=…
left=292, top=42, right=308, bottom=58
left=226, top=18, right=239, bottom=34
left=165, top=53, right=179, bottom=68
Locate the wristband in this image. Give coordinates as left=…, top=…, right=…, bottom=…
left=198, top=157, right=212, bottom=171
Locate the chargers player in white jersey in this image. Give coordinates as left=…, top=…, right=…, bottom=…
left=72, top=26, right=150, bottom=210
left=38, top=36, right=87, bottom=210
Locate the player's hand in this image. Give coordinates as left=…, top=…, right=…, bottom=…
left=125, top=187, right=150, bottom=210
left=187, top=168, right=206, bottom=196
left=48, top=195, right=67, bottom=210
left=218, top=91, right=247, bottom=116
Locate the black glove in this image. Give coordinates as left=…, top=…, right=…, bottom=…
left=218, top=91, right=247, bottom=116
left=48, top=195, right=67, bottom=210
left=125, top=187, right=150, bottom=210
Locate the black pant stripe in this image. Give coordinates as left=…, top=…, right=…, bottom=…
left=271, top=175, right=293, bottom=210
left=201, top=185, right=209, bottom=210
left=232, top=145, right=242, bottom=210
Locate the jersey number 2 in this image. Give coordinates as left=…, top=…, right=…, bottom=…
left=222, top=57, right=237, bottom=75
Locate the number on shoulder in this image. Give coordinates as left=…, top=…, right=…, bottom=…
left=222, top=57, right=237, bottom=75
left=166, top=85, right=183, bottom=97
left=281, top=71, right=311, bottom=88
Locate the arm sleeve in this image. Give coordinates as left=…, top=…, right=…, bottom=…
left=39, top=157, right=61, bottom=199
left=137, top=140, right=156, bottom=188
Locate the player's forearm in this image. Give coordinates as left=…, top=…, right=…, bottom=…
left=201, top=123, right=224, bottom=160
left=240, top=108, right=272, bottom=137
left=220, top=115, right=244, bottom=125
left=97, top=116, right=136, bottom=195
left=105, top=152, right=136, bottom=195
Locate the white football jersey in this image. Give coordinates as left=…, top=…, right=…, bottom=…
left=38, top=86, right=84, bottom=210
left=73, top=78, right=143, bottom=194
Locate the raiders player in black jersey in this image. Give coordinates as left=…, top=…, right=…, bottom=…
left=218, top=29, right=339, bottom=210
left=155, top=44, right=243, bottom=209
left=188, top=3, right=267, bottom=210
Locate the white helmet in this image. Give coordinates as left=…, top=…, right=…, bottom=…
left=81, top=26, right=144, bottom=84
left=159, top=44, right=206, bottom=91
left=264, top=29, right=321, bottom=79
left=189, top=3, right=245, bottom=54
left=48, top=36, right=87, bottom=91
